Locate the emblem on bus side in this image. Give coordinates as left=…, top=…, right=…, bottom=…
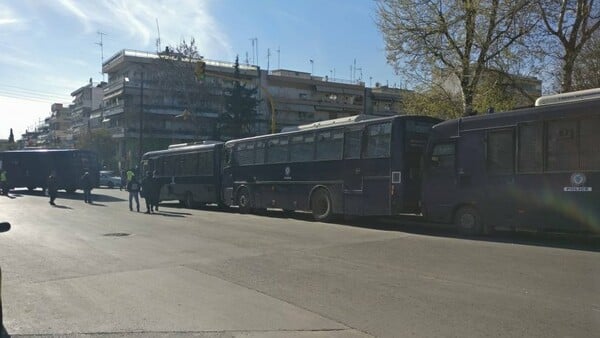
left=284, top=166, right=292, bottom=180
left=564, top=173, right=592, bottom=192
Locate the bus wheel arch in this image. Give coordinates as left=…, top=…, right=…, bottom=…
left=236, top=186, right=252, bottom=214
left=454, top=205, right=484, bottom=236
left=309, top=186, right=333, bottom=222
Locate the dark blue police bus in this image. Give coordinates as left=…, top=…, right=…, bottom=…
left=0, top=149, right=99, bottom=193
left=141, top=141, right=224, bottom=208
left=221, top=114, right=441, bottom=220
left=422, top=89, right=600, bottom=235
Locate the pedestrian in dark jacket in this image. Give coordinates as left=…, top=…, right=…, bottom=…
left=141, top=171, right=154, bottom=213
left=81, top=171, right=93, bottom=203
left=127, top=176, right=141, bottom=212
left=0, top=169, right=8, bottom=196
left=47, top=172, right=58, bottom=206
left=151, top=170, right=161, bottom=212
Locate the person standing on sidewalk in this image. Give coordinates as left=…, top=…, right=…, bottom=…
left=141, top=171, right=154, bottom=214
left=80, top=171, right=93, bottom=204
left=127, top=175, right=141, bottom=212
left=47, top=171, right=58, bottom=206
left=0, top=169, right=8, bottom=196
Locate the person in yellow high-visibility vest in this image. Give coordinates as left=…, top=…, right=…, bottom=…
left=0, top=169, right=7, bottom=196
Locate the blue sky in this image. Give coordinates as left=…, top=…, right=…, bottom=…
left=0, top=0, right=403, bottom=139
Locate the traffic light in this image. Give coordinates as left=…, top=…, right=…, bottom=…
left=195, top=60, right=206, bottom=80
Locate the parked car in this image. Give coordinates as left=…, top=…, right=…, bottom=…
left=99, top=171, right=122, bottom=189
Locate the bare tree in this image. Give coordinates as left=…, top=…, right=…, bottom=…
left=537, top=0, right=600, bottom=92
left=154, top=39, right=219, bottom=140
left=572, top=29, right=600, bottom=89
left=376, top=0, right=538, bottom=115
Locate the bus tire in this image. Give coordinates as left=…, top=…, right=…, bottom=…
left=184, top=192, right=195, bottom=209
left=66, top=187, right=76, bottom=194
left=27, top=186, right=35, bottom=191
left=107, top=181, right=114, bottom=189
left=454, top=206, right=483, bottom=236
left=237, top=187, right=251, bottom=214
left=311, top=188, right=333, bottom=222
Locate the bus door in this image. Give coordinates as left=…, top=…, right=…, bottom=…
left=422, top=141, right=457, bottom=222
left=455, top=131, right=487, bottom=212
left=343, top=127, right=364, bottom=215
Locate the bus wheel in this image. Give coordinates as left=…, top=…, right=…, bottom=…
left=107, top=181, right=114, bottom=189
left=27, top=186, right=35, bottom=191
left=455, top=206, right=482, bottom=236
left=237, top=188, right=251, bottom=214
left=311, top=188, right=333, bottom=222
left=184, top=192, right=195, bottom=209
left=66, top=187, right=76, bottom=194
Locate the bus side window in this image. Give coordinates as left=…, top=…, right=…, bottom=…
left=316, top=130, right=343, bottom=160
left=518, top=123, right=543, bottom=173
left=580, top=117, right=600, bottom=170
left=255, top=141, right=265, bottom=164
left=487, top=129, right=514, bottom=175
left=364, top=123, right=391, bottom=158
left=344, top=128, right=362, bottom=159
left=430, top=143, right=455, bottom=170
left=290, top=133, right=315, bottom=162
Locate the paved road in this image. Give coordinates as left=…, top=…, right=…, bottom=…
left=0, top=188, right=599, bottom=337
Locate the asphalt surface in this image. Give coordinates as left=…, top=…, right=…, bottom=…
left=0, top=188, right=599, bottom=337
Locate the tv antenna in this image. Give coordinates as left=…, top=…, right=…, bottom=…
left=96, top=31, right=107, bottom=81
left=155, top=18, right=162, bottom=52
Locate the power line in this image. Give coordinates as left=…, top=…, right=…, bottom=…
left=0, top=84, right=72, bottom=99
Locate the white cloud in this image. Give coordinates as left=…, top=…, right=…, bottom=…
left=0, top=3, right=21, bottom=26
left=0, top=54, right=43, bottom=70
left=52, top=0, right=233, bottom=58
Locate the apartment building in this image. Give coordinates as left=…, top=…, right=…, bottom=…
left=70, top=80, right=105, bottom=142
left=100, top=49, right=264, bottom=168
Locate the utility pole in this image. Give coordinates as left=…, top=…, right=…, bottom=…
left=138, top=70, right=144, bottom=163
left=267, top=48, right=271, bottom=71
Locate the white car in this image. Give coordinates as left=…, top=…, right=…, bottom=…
left=99, top=171, right=122, bottom=189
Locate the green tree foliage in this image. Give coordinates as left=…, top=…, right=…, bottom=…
left=402, top=88, right=463, bottom=119
left=536, top=0, right=600, bottom=92
left=219, top=56, right=259, bottom=139
left=76, top=129, right=116, bottom=168
left=376, top=0, right=538, bottom=115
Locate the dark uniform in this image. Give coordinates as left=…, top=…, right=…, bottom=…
left=47, top=174, right=58, bottom=205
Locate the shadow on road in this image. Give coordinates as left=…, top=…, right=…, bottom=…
left=51, top=204, right=73, bottom=210
left=336, top=215, right=600, bottom=253
left=168, top=204, right=600, bottom=253
left=11, top=189, right=126, bottom=202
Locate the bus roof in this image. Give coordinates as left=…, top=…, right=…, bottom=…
left=280, top=114, right=380, bottom=132
left=432, top=95, right=600, bottom=138
left=535, top=88, right=600, bottom=106
left=142, top=141, right=223, bottom=158
left=225, top=114, right=439, bottom=146
left=0, top=148, right=87, bottom=154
